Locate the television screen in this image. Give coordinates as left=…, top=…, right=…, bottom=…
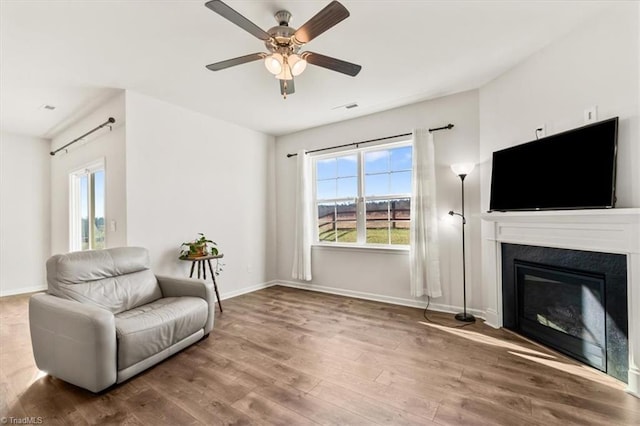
left=489, top=117, right=618, bottom=211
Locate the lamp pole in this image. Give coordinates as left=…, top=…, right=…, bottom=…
left=455, top=173, right=475, bottom=322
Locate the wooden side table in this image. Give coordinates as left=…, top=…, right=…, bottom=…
left=181, top=254, right=224, bottom=312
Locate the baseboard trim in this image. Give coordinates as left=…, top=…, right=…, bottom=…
left=0, top=280, right=487, bottom=322
left=627, top=367, right=640, bottom=398
left=483, top=309, right=501, bottom=329
left=274, top=280, right=485, bottom=320
left=220, top=280, right=278, bottom=301
left=0, top=285, right=47, bottom=298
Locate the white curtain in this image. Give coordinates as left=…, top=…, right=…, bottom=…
left=410, top=129, right=442, bottom=298
left=291, top=149, right=313, bottom=281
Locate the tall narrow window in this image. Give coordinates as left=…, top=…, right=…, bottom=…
left=70, top=160, right=105, bottom=251
left=314, top=141, right=412, bottom=247
left=316, top=154, right=358, bottom=243
left=364, top=145, right=412, bottom=245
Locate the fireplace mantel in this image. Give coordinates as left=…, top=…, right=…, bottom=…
left=481, top=208, right=640, bottom=397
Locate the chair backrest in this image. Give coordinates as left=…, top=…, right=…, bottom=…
left=46, top=247, right=162, bottom=314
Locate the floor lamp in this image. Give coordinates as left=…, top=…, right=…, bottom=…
left=449, top=162, right=476, bottom=323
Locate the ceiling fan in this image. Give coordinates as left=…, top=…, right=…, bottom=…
left=204, top=0, right=362, bottom=98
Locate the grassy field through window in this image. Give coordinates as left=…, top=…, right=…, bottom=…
left=319, top=228, right=409, bottom=245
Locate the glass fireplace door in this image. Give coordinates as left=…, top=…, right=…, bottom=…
left=515, top=261, right=606, bottom=371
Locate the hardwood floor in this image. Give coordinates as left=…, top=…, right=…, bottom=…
left=1, top=285, right=639, bottom=425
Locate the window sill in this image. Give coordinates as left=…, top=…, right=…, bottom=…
left=312, top=243, right=409, bottom=254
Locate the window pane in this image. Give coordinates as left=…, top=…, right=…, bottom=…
left=390, top=171, right=412, bottom=194
left=366, top=200, right=389, bottom=220
left=318, top=203, right=336, bottom=242
left=93, top=171, right=105, bottom=250
left=337, top=155, right=357, bottom=177
left=318, top=203, right=335, bottom=224
left=317, top=179, right=336, bottom=200
left=391, top=198, right=411, bottom=221
left=316, top=158, right=336, bottom=180
left=390, top=221, right=410, bottom=245
left=337, top=177, right=357, bottom=198
left=319, top=226, right=336, bottom=242
left=80, top=175, right=89, bottom=250
left=390, top=146, right=412, bottom=171
left=366, top=221, right=390, bottom=244
left=337, top=229, right=357, bottom=243
left=366, top=201, right=389, bottom=244
left=336, top=201, right=356, bottom=243
left=365, top=199, right=411, bottom=246
left=365, top=173, right=389, bottom=196
left=365, top=150, right=389, bottom=174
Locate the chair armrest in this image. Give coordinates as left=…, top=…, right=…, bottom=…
left=29, top=293, right=117, bottom=393
left=156, top=275, right=215, bottom=333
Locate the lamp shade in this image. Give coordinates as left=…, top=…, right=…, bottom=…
left=275, top=64, right=293, bottom=81
left=450, top=163, right=475, bottom=176
left=264, top=53, right=284, bottom=75
left=288, top=54, right=307, bottom=76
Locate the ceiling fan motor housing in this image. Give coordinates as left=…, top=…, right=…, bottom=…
left=265, top=10, right=301, bottom=54
left=274, top=10, right=292, bottom=26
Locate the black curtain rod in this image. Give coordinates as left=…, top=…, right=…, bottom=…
left=50, top=117, right=116, bottom=156
left=286, top=124, right=454, bottom=158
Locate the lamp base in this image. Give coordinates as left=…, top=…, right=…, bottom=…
left=455, top=312, right=476, bottom=323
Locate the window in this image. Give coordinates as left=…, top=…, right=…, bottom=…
left=69, top=160, right=105, bottom=251
left=314, top=142, right=412, bottom=247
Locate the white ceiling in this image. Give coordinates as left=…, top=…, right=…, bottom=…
left=0, top=0, right=612, bottom=138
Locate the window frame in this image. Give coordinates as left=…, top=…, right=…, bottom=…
left=312, top=140, right=412, bottom=250
left=69, top=158, right=106, bottom=252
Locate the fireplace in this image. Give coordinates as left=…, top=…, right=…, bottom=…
left=516, top=261, right=606, bottom=371
left=502, top=244, right=628, bottom=382
left=481, top=209, right=640, bottom=396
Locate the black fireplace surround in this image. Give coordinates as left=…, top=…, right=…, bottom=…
left=502, top=244, right=628, bottom=382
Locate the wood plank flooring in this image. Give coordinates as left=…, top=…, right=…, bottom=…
left=1, top=285, right=639, bottom=425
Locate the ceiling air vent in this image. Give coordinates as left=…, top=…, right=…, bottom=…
left=332, top=102, right=358, bottom=110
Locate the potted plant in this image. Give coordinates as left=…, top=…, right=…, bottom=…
left=179, top=233, right=218, bottom=259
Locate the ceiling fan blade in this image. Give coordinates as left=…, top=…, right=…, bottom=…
left=303, top=52, right=361, bottom=76
left=280, top=79, right=295, bottom=96
left=206, top=52, right=266, bottom=71
left=293, top=1, right=349, bottom=44
left=205, top=0, right=271, bottom=41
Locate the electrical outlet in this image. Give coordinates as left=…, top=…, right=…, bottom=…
left=535, top=124, right=546, bottom=139
left=584, top=106, right=598, bottom=124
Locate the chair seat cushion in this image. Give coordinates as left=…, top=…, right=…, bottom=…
left=115, top=297, right=207, bottom=369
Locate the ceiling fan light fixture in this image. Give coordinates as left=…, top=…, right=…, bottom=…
left=205, top=1, right=362, bottom=98
left=288, top=54, right=307, bottom=76
left=264, top=53, right=284, bottom=75
left=275, top=63, right=293, bottom=81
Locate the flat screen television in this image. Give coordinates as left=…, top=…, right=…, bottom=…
left=489, top=117, right=618, bottom=211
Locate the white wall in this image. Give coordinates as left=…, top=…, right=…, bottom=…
left=50, top=92, right=127, bottom=254
left=0, top=132, right=51, bottom=296
left=479, top=2, right=639, bottom=211
left=479, top=3, right=639, bottom=319
left=275, top=90, right=481, bottom=312
left=125, top=91, right=276, bottom=298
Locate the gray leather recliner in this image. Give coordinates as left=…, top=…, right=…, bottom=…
left=29, top=247, right=215, bottom=393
